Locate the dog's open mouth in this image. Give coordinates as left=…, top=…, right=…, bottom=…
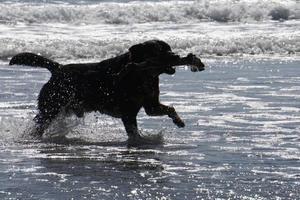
left=165, top=66, right=176, bottom=74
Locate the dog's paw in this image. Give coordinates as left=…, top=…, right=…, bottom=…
left=173, top=117, right=185, bottom=128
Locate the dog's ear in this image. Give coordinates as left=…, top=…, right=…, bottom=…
left=129, top=43, right=145, bottom=62
left=155, top=40, right=172, bottom=52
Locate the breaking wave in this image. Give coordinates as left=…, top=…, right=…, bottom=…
left=1, top=35, right=299, bottom=61
left=0, top=0, right=299, bottom=60
left=0, top=0, right=299, bottom=24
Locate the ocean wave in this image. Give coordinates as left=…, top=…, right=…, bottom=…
left=0, top=0, right=299, bottom=24
left=1, top=34, right=299, bottom=61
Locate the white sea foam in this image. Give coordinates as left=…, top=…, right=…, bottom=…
left=0, top=0, right=299, bottom=24
left=2, top=32, right=299, bottom=62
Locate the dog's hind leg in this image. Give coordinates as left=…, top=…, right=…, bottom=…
left=30, top=77, right=74, bottom=138
left=30, top=104, right=62, bottom=138
left=31, top=113, right=52, bottom=138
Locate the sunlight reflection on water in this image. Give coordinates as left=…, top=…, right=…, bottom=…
left=0, top=59, right=300, bottom=199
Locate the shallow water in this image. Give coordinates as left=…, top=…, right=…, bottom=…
left=1, top=0, right=300, bottom=198
left=0, top=59, right=300, bottom=199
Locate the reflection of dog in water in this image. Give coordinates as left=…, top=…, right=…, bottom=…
left=9, top=40, right=205, bottom=145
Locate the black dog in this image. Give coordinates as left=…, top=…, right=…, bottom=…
left=9, top=40, right=204, bottom=144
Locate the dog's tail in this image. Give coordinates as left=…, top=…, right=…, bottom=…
left=9, top=52, right=61, bottom=73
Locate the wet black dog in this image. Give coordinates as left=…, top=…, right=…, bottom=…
left=9, top=40, right=204, bottom=144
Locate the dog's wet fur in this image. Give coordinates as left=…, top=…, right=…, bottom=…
left=9, top=40, right=204, bottom=145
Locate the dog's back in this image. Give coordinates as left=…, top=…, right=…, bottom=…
left=9, top=49, right=155, bottom=121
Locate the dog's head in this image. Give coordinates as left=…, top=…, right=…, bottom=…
left=129, top=40, right=172, bottom=61
left=129, top=40, right=178, bottom=75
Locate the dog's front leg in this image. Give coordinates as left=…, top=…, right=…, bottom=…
left=144, top=104, right=185, bottom=128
